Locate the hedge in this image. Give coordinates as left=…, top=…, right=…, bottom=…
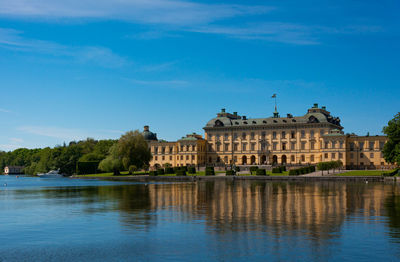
left=250, top=166, right=259, bottom=174
left=76, top=161, right=100, bottom=175
left=181, top=166, right=188, bottom=172
left=188, top=167, right=196, bottom=174
left=289, top=166, right=316, bottom=176
left=157, top=168, right=165, bottom=175
left=256, top=169, right=267, bottom=176
left=149, top=171, right=157, bottom=176
left=272, top=167, right=282, bottom=173
left=226, top=170, right=234, bottom=176
left=176, top=170, right=186, bottom=176
left=205, top=166, right=215, bottom=176
left=165, top=167, right=174, bottom=174
left=173, top=167, right=180, bottom=173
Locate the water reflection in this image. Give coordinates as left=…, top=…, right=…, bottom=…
left=3, top=178, right=400, bottom=261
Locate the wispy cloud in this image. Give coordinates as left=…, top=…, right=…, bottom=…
left=0, top=0, right=272, bottom=26
left=0, top=27, right=128, bottom=67
left=0, top=108, right=11, bottom=113
left=18, top=126, right=92, bottom=141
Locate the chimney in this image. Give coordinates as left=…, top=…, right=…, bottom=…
left=322, top=106, right=326, bottom=110
left=144, top=125, right=149, bottom=131
left=287, top=113, right=293, bottom=118
left=243, top=116, right=247, bottom=120
left=221, top=108, right=226, bottom=113
left=313, top=103, right=318, bottom=108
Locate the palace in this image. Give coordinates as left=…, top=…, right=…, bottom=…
left=146, top=103, right=392, bottom=170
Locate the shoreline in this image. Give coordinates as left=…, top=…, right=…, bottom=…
left=71, top=175, right=398, bottom=183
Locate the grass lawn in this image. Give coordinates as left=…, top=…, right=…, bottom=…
left=337, top=170, right=394, bottom=176
left=239, top=171, right=289, bottom=176
left=77, top=170, right=226, bottom=177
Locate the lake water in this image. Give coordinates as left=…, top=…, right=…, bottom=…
left=1, top=176, right=400, bottom=261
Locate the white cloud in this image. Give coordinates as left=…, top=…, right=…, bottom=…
left=0, top=28, right=128, bottom=67
left=0, top=0, right=272, bottom=26
left=18, top=126, right=91, bottom=141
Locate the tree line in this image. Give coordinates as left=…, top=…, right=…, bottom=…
left=0, top=130, right=151, bottom=175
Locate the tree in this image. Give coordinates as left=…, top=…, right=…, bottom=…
left=383, top=113, right=400, bottom=166
left=99, top=130, right=151, bottom=172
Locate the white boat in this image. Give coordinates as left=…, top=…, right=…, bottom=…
left=37, top=170, right=63, bottom=178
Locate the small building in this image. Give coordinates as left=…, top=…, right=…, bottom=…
left=4, top=166, right=25, bottom=175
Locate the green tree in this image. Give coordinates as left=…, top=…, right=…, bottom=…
left=99, top=130, right=151, bottom=172
left=383, top=113, right=400, bottom=166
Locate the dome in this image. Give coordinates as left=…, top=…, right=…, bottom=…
left=142, top=126, right=158, bottom=141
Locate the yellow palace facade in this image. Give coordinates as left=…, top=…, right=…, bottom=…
left=145, top=104, right=392, bottom=169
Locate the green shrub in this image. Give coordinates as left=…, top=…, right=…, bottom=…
left=234, top=166, right=240, bottom=172
left=149, top=171, right=157, bottom=176
left=250, top=166, right=258, bottom=174
left=188, top=167, right=196, bottom=174
left=272, top=167, right=282, bottom=173
left=279, top=166, right=286, bottom=172
left=205, top=167, right=215, bottom=176
left=256, top=169, right=267, bottom=176
left=226, top=170, right=234, bottom=176
left=181, top=166, right=188, bottom=172
left=288, top=169, right=297, bottom=176
left=176, top=170, right=186, bottom=176
left=173, top=167, right=180, bottom=173
left=128, top=165, right=137, bottom=175
left=157, top=168, right=165, bottom=175
left=165, top=167, right=174, bottom=174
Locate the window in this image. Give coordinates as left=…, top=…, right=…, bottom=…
left=325, top=142, right=329, bottom=149
left=162, top=147, right=165, bottom=154
left=186, top=145, right=190, bottom=151
left=224, top=133, right=229, bottom=140
left=181, top=145, right=184, bottom=151
left=301, top=142, right=306, bottom=150
left=331, top=153, right=335, bottom=159
left=242, top=143, right=247, bottom=151
left=310, top=155, right=314, bottom=162
left=216, top=143, right=221, bottom=151
left=350, top=153, right=354, bottom=159
left=282, top=131, right=286, bottom=139
left=273, top=132, right=277, bottom=139
left=369, top=142, right=374, bottom=150
left=301, top=130, right=305, bottom=138
left=370, top=153, right=374, bottom=158
left=216, top=134, right=220, bottom=141
left=234, top=143, right=239, bottom=151
left=162, top=156, right=165, bottom=160
left=216, top=157, right=220, bottom=163
left=339, top=153, right=343, bottom=159
left=301, top=155, right=305, bottom=162
left=273, top=142, right=277, bottom=150
left=251, top=143, right=255, bottom=151
left=251, top=132, right=255, bottom=139
left=360, top=153, right=364, bottom=158
left=320, top=130, right=325, bottom=136
left=261, top=132, right=266, bottom=139
left=339, top=141, right=344, bottom=149
left=350, top=143, right=355, bottom=151
left=154, top=147, right=158, bottom=154
left=282, top=143, right=286, bottom=151
left=324, top=153, right=328, bottom=158
left=291, top=131, right=295, bottom=139
left=224, top=144, right=229, bottom=151
left=180, top=156, right=183, bottom=160
left=169, top=147, right=173, bottom=153
left=242, top=133, right=246, bottom=139
left=192, top=155, right=195, bottom=160
left=379, top=142, right=385, bottom=149
left=193, top=145, right=196, bottom=151
left=332, top=141, right=336, bottom=149
left=310, top=141, right=315, bottom=150
left=359, top=142, right=364, bottom=150
left=224, top=156, right=228, bottom=163
left=155, top=156, right=158, bottom=160
left=310, top=130, right=314, bottom=138
left=208, top=144, right=212, bottom=151
left=233, top=133, right=238, bottom=140
left=291, top=142, right=296, bottom=150
left=170, top=156, right=172, bottom=161
left=291, top=155, right=295, bottom=162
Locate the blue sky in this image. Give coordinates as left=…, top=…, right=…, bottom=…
left=0, top=0, right=399, bottom=151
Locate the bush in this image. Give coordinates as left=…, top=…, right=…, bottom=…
left=165, top=167, right=174, bottom=174
left=173, top=167, right=180, bottom=173
left=156, top=168, right=165, bottom=175
left=188, top=167, right=196, bottom=174
left=272, top=167, right=282, bottom=173
left=234, top=166, right=240, bottom=172
left=181, top=166, right=188, bottom=172
left=128, top=165, right=137, bottom=175
left=289, top=169, right=297, bottom=176
left=226, top=170, right=234, bottom=176
left=250, top=166, right=259, bottom=174
left=256, top=169, right=267, bottom=176
left=149, top=171, right=157, bottom=176
left=205, top=166, right=215, bottom=176
left=279, top=166, right=286, bottom=172
left=176, top=170, right=186, bottom=176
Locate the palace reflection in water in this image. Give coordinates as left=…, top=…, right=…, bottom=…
left=3, top=178, right=400, bottom=261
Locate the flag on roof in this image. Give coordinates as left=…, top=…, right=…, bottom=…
left=271, top=94, right=277, bottom=98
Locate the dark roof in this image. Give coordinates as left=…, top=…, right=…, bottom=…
left=204, top=106, right=342, bottom=129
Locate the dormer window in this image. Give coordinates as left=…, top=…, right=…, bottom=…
left=283, top=120, right=287, bottom=123
left=252, top=121, right=256, bottom=124
left=273, top=120, right=277, bottom=123
left=263, top=120, right=267, bottom=124
left=243, top=121, right=248, bottom=124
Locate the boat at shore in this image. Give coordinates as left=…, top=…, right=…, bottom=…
left=37, top=170, right=63, bottom=178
